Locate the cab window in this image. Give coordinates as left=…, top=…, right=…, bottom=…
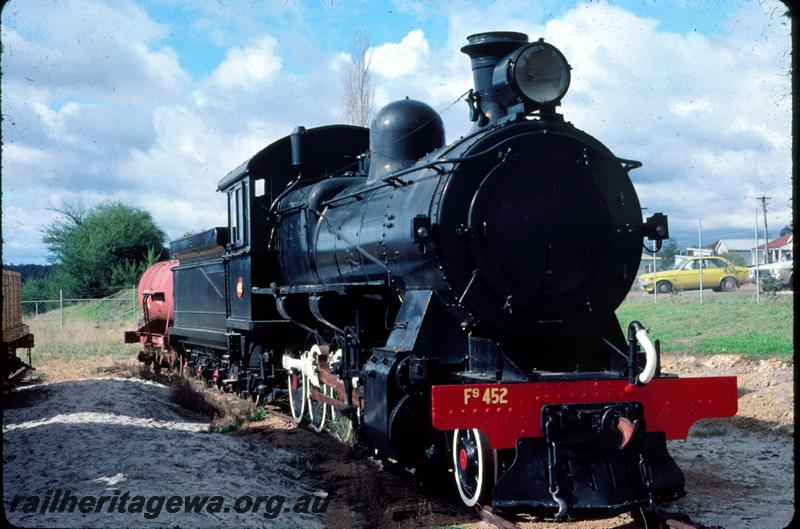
left=227, top=182, right=248, bottom=247
left=254, top=178, right=266, bottom=197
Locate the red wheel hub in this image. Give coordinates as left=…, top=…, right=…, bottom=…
left=291, top=373, right=298, bottom=391
left=458, top=448, right=468, bottom=471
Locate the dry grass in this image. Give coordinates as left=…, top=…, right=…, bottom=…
left=24, top=318, right=139, bottom=382
left=97, top=354, right=263, bottom=432
left=164, top=374, right=262, bottom=432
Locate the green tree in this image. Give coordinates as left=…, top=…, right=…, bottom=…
left=657, top=240, right=679, bottom=271
left=41, top=201, right=168, bottom=297
left=21, top=268, right=80, bottom=301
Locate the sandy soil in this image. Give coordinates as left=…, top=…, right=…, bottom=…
left=3, top=378, right=329, bottom=528
left=660, top=354, right=794, bottom=529
left=3, top=353, right=794, bottom=529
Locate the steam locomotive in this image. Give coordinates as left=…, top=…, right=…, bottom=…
left=126, top=32, right=737, bottom=517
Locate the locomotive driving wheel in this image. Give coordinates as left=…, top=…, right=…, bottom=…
left=452, top=428, right=495, bottom=507
left=287, top=368, right=306, bottom=424
left=307, top=382, right=328, bottom=433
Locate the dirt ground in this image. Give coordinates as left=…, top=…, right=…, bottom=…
left=658, top=354, right=794, bottom=529
left=3, top=378, right=330, bottom=528
left=2, top=352, right=794, bottom=529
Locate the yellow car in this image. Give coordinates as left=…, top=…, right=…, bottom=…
left=639, top=256, right=748, bottom=294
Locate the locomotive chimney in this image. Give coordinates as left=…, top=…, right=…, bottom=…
left=290, top=126, right=306, bottom=172
left=461, top=31, right=528, bottom=127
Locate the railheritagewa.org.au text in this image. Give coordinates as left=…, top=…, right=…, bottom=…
left=7, top=489, right=330, bottom=519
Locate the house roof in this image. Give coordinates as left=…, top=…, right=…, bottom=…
left=715, top=239, right=758, bottom=252
left=757, top=231, right=793, bottom=250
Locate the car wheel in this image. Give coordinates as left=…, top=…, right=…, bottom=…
left=720, top=277, right=737, bottom=292
left=656, top=281, right=672, bottom=294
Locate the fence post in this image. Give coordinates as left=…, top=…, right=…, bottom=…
left=59, top=289, right=64, bottom=331
left=35, top=302, right=39, bottom=319
left=653, top=250, right=657, bottom=304
left=698, top=218, right=703, bottom=304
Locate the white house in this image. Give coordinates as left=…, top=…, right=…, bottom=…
left=639, top=254, right=661, bottom=274
left=711, top=239, right=760, bottom=266
left=685, top=247, right=713, bottom=258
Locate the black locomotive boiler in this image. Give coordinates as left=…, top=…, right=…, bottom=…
left=126, top=32, right=737, bottom=516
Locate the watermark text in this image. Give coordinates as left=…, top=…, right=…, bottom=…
left=7, top=489, right=330, bottom=519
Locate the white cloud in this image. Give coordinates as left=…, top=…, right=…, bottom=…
left=1, top=0, right=792, bottom=264
left=209, top=36, right=283, bottom=90
left=1, top=23, right=189, bottom=107
left=525, top=2, right=790, bottom=235
left=669, top=99, right=714, bottom=118
left=369, top=29, right=430, bottom=79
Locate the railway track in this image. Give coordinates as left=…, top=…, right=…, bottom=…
left=265, top=398, right=706, bottom=529
left=196, top=383, right=707, bottom=529
left=469, top=504, right=704, bottom=529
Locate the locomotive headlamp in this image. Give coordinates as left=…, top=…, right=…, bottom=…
left=492, top=40, right=571, bottom=108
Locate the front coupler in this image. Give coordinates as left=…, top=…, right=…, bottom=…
left=491, top=401, right=683, bottom=515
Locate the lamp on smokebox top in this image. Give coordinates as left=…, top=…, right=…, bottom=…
left=492, top=39, right=572, bottom=110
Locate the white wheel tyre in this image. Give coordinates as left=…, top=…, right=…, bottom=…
left=452, top=428, right=494, bottom=507
left=327, top=385, right=337, bottom=420
left=287, top=370, right=306, bottom=424
left=307, top=383, right=328, bottom=433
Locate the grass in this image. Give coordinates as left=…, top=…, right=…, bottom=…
left=167, top=374, right=263, bottom=432
left=20, top=285, right=792, bottom=383
left=249, top=406, right=268, bottom=422
left=22, top=288, right=137, bottom=320
left=22, top=292, right=140, bottom=382
left=616, top=291, right=793, bottom=359
left=26, top=320, right=139, bottom=382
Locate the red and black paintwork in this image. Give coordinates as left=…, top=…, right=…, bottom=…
left=124, top=30, right=739, bottom=517
left=431, top=377, right=738, bottom=447
left=431, top=376, right=738, bottom=511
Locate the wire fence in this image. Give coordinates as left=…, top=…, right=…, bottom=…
left=22, top=287, right=138, bottom=330
left=625, top=282, right=793, bottom=305
left=20, top=269, right=790, bottom=335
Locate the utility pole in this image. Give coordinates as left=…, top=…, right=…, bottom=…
left=653, top=247, right=657, bottom=303
left=757, top=196, right=771, bottom=263
left=754, top=208, right=760, bottom=304
left=642, top=207, right=656, bottom=302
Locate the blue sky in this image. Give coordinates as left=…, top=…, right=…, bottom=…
left=85, top=0, right=754, bottom=80
left=1, top=0, right=792, bottom=264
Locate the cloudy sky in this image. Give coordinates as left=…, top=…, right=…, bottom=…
left=1, top=0, right=792, bottom=264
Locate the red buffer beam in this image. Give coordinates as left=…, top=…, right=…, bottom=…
left=431, top=376, right=738, bottom=449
